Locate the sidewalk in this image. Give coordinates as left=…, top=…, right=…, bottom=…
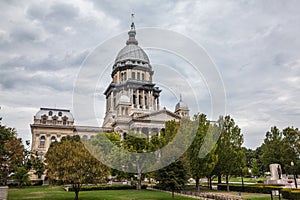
left=0, top=186, right=8, bottom=200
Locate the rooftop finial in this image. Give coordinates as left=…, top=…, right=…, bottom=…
left=126, top=13, right=138, bottom=45
left=130, top=13, right=135, bottom=30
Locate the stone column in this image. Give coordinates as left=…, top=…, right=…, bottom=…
left=110, top=92, right=114, bottom=111
left=142, top=90, right=145, bottom=109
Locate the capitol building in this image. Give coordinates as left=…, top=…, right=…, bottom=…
left=30, top=22, right=190, bottom=180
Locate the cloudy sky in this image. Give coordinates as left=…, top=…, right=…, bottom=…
left=1, top=0, right=300, bottom=149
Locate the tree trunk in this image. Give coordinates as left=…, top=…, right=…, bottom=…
left=172, top=190, right=174, bottom=200
left=209, top=176, right=213, bottom=190
left=73, top=183, right=81, bottom=200
left=218, top=175, right=222, bottom=184
left=136, top=156, right=142, bottom=190
left=226, top=175, right=229, bottom=192
left=74, top=190, right=79, bottom=200
left=195, top=177, right=200, bottom=192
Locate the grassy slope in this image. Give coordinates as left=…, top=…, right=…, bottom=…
left=8, top=186, right=198, bottom=200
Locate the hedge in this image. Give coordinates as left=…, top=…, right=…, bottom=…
left=68, top=184, right=147, bottom=191
left=217, top=184, right=283, bottom=194
left=281, top=188, right=300, bottom=199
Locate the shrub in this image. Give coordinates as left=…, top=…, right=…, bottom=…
left=217, top=184, right=283, bottom=194
left=282, top=188, right=300, bottom=199
left=68, top=184, right=147, bottom=191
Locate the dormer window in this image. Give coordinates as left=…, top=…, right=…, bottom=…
left=42, top=118, right=46, bottom=125
left=48, top=111, right=53, bottom=116
left=63, top=119, right=67, bottom=125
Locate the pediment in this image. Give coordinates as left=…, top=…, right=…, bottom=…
left=133, top=109, right=181, bottom=122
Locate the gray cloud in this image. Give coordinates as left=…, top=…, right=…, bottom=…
left=0, top=0, right=300, bottom=149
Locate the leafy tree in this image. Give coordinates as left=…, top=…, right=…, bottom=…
left=30, top=152, right=45, bottom=179
left=260, top=126, right=300, bottom=174
left=0, top=125, right=26, bottom=186
left=251, top=158, right=260, bottom=177
left=122, top=133, right=149, bottom=190
left=188, top=113, right=218, bottom=191
left=213, top=115, right=245, bottom=191
left=45, top=135, right=109, bottom=200
left=154, top=158, right=188, bottom=200
left=13, top=166, right=30, bottom=187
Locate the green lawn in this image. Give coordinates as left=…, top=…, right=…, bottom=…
left=211, top=177, right=267, bottom=183
left=8, top=186, right=197, bottom=200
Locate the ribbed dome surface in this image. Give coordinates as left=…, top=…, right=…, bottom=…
left=175, top=100, right=189, bottom=111
left=115, top=44, right=150, bottom=63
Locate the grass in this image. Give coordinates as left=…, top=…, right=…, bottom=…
left=211, top=177, right=267, bottom=183
left=8, top=186, right=198, bottom=200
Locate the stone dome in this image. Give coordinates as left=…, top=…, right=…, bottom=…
left=114, top=22, right=150, bottom=64
left=175, top=95, right=189, bottom=111
left=115, top=44, right=149, bottom=64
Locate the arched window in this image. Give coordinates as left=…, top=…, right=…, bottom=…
left=137, top=72, right=140, bottom=80
left=139, top=95, right=142, bottom=108
left=40, top=136, right=45, bottom=148
left=58, top=112, right=62, bottom=117
left=48, top=111, right=53, bottom=116
left=39, top=153, right=44, bottom=161
left=51, top=136, right=56, bottom=143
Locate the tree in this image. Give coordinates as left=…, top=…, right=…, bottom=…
left=213, top=115, right=245, bottom=191
left=13, top=166, right=30, bottom=187
left=251, top=158, right=260, bottom=177
left=30, top=152, right=45, bottom=179
left=45, top=135, right=109, bottom=200
left=187, top=113, right=218, bottom=191
left=0, top=125, right=26, bottom=186
left=154, top=158, right=188, bottom=200
left=260, top=126, right=300, bottom=174
left=122, top=133, right=149, bottom=190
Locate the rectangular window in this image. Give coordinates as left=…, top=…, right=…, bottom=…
left=63, top=120, right=67, bottom=125
left=42, top=118, right=46, bottom=124
left=142, top=73, right=145, bottom=80
left=132, top=72, right=135, bottom=79
left=137, top=72, right=140, bottom=80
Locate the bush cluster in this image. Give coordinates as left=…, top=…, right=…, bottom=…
left=281, top=188, right=300, bottom=199
left=217, top=184, right=283, bottom=194
left=68, top=184, right=147, bottom=191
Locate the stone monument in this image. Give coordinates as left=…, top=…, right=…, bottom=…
left=268, top=163, right=283, bottom=184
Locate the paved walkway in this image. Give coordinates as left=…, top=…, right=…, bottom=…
left=0, top=186, right=8, bottom=200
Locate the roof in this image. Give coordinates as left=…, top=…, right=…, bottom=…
left=115, top=44, right=150, bottom=64
left=35, top=108, right=74, bottom=121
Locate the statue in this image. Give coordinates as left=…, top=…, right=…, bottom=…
left=277, top=165, right=282, bottom=179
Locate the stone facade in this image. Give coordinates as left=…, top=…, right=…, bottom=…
left=30, top=21, right=190, bottom=181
